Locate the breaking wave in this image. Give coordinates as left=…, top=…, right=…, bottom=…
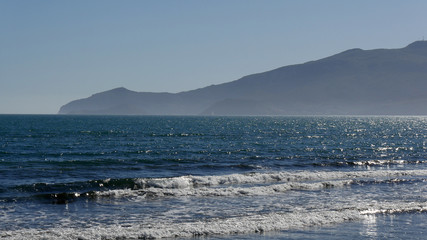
left=3, top=168, right=426, bottom=239
left=21, top=169, right=427, bottom=204
left=2, top=201, right=426, bottom=239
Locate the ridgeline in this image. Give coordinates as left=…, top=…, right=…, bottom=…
left=59, top=41, right=427, bottom=116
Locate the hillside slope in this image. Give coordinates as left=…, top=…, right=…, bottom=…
left=59, top=41, right=427, bottom=115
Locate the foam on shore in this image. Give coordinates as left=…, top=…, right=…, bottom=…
left=2, top=201, right=426, bottom=239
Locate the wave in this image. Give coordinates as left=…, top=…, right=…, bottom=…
left=340, top=159, right=427, bottom=166
left=133, top=169, right=427, bottom=189
left=95, top=179, right=356, bottom=199
left=310, top=159, right=427, bottom=168
left=4, top=178, right=138, bottom=203
left=16, top=169, right=426, bottom=204
left=2, top=201, right=426, bottom=239
left=2, top=169, right=427, bottom=238
left=96, top=178, right=426, bottom=200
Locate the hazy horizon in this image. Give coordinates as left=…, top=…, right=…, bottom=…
left=1, top=0, right=427, bottom=114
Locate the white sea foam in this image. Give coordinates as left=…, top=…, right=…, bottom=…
left=96, top=179, right=355, bottom=199
left=3, top=169, right=426, bottom=239
left=2, top=201, right=427, bottom=239
left=93, top=169, right=427, bottom=199
left=349, top=159, right=425, bottom=166
left=1, top=211, right=360, bottom=239
left=135, top=169, right=427, bottom=189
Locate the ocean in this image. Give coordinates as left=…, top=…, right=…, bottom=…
left=0, top=115, right=426, bottom=239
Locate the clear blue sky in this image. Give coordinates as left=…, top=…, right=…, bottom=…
left=1, top=0, right=426, bottom=114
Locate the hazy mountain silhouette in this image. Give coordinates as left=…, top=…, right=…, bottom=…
left=59, top=41, right=427, bottom=115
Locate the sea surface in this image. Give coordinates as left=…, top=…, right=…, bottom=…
left=1, top=115, right=427, bottom=239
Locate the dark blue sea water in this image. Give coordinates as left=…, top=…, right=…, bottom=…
left=1, top=115, right=427, bottom=239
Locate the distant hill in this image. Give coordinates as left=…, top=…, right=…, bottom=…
left=59, top=41, right=427, bottom=115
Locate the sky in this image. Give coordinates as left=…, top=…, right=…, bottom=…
left=1, top=0, right=427, bottom=114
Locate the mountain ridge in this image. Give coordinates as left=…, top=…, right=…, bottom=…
left=59, top=41, right=427, bottom=115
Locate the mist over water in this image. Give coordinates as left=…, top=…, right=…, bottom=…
left=1, top=115, right=427, bottom=239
